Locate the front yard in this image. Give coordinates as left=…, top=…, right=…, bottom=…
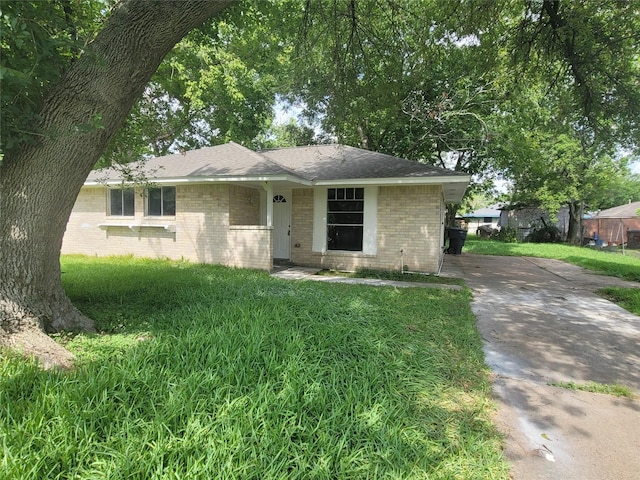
left=0, top=256, right=509, bottom=479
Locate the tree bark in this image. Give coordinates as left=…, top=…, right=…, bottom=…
left=0, top=0, right=233, bottom=368
left=566, top=201, right=583, bottom=245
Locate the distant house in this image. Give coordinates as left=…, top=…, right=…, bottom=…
left=582, top=201, right=640, bottom=246
left=62, top=142, right=470, bottom=273
left=463, top=205, right=501, bottom=234
left=499, top=205, right=570, bottom=241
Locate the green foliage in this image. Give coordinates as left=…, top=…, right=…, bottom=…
left=99, top=3, right=295, bottom=166
left=493, top=226, right=518, bottom=243
left=251, top=117, right=331, bottom=150
left=526, top=224, right=562, bottom=244
left=0, top=255, right=509, bottom=479
left=0, top=0, right=106, bottom=154
left=510, top=0, right=640, bottom=146
left=286, top=0, right=504, bottom=189
left=599, top=287, right=640, bottom=317
left=587, top=168, right=640, bottom=210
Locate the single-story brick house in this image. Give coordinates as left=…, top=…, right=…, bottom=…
left=62, top=142, right=470, bottom=272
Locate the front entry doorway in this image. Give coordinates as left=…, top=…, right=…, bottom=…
left=273, top=191, right=291, bottom=259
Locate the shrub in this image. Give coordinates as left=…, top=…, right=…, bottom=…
left=493, top=226, right=518, bottom=243
left=526, top=224, right=562, bottom=243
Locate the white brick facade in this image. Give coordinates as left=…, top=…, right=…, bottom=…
left=63, top=183, right=446, bottom=273
left=62, top=184, right=273, bottom=271
left=290, top=185, right=445, bottom=272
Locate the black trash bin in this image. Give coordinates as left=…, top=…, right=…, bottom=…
left=446, top=227, right=467, bottom=254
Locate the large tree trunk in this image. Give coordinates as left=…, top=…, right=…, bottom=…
left=566, top=201, right=583, bottom=245
left=0, top=0, right=233, bottom=368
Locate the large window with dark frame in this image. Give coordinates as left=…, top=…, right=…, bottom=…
left=146, top=186, right=176, bottom=216
left=109, top=188, right=135, bottom=216
left=327, top=187, right=364, bottom=251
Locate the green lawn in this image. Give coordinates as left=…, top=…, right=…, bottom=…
left=1, top=256, right=509, bottom=479
left=599, top=287, right=640, bottom=316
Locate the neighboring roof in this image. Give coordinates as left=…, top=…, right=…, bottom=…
left=592, top=201, right=640, bottom=219
left=463, top=204, right=501, bottom=219
left=86, top=142, right=470, bottom=202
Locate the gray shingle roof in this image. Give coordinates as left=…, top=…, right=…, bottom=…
left=87, top=142, right=467, bottom=184
left=259, top=144, right=468, bottom=181
left=86, top=142, right=294, bottom=182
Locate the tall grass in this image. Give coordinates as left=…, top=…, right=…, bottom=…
left=464, top=238, right=640, bottom=282
left=1, top=256, right=509, bottom=479
left=599, top=287, right=640, bottom=316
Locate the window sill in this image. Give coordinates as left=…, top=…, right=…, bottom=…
left=229, top=225, right=272, bottom=230
left=313, top=250, right=375, bottom=258
left=98, top=223, right=176, bottom=233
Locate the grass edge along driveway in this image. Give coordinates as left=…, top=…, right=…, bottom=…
left=1, top=255, right=510, bottom=479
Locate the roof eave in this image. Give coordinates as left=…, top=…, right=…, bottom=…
left=313, top=175, right=470, bottom=186
left=84, top=174, right=313, bottom=187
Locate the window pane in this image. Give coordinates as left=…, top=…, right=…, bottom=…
left=326, top=187, right=365, bottom=251
left=328, top=200, right=363, bottom=212
left=110, top=189, right=123, bottom=216
left=163, top=187, right=176, bottom=216
left=328, top=226, right=363, bottom=251
left=123, top=189, right=135, bottom=216
left=148, top=188, right=162, bottom=216
left=328, top=212, right=363, bottom=225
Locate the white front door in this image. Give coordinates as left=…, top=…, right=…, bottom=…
left=273, top=191, right=291, bottom=259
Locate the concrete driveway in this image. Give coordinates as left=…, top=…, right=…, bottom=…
left=442, top=254, right=640, bottom=480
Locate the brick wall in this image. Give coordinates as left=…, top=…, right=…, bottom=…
left=64, top=183, right=445, bottom=272
left=227, top=227, right=273, bottom=270
left=229, top=185, right=261, bottom=225
left=174, top=184, right=229, bottom=264
left=62, top=184, right=272, bottom=270
left=582, top=217, right=640, bottom=245
left=377, top=185, right=442, bottom=272
left=290, top=185, right=444, bottom=273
